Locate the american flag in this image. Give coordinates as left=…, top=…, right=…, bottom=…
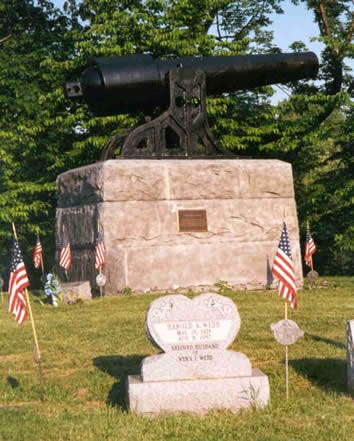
left=304, top=225, right=316, bottom=267
left=95, top=231, right=105, bottom=270
left=272, top=222, right=297, bottom=309
left=33, top=233, right=42, bottom=269
left=59, top=238, right=71, bottom=271
left=8, top=237, right=29, bottom=325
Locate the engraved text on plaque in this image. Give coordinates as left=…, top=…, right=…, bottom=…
left=178, top=210, right=208, bottom=232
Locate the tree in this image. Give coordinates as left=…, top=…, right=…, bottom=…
left=0, top=0, right=77, bottom=279
left=0, top=0, right=286, bottom=281
left=0, top=0, right=352, bottom=280
left=277, top=0, right=353, bottom=273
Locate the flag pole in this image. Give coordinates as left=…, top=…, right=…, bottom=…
left=283, top=210, right=290, bottom=400
left=99, top=267, right=103, bottom=297
left=24, top=286, right=45, bottom=401
left=284, top=301, right=289, bottom=399
left=285, top=344, right=289, bottom=400
left=12, top=223, right=45, bottom=401
left=98, top=226, right=102, bottom=297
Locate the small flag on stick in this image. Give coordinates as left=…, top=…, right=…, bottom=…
left=11, top=223, right=45, bottom=401
left=33, top=232, right=43, bottom=270
left=95, top=231, right=105, bottom=270
left=272, top=222, right=297, bottom=309
left=8, top=236, right=29, bottom=325
left=59, top=238, right=72, bottom=271
left=304, top=223, right=316, bottom=268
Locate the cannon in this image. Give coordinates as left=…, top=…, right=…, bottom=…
left=65, top=52, right=318, bottom=159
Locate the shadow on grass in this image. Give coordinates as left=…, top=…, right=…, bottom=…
left=93, top=354, right=146, bottom=409
left=306, top=333, right=346, bottom=350
left=290, top=357, right=347, bottom=394
left=7, top=376, right=20, bottom=388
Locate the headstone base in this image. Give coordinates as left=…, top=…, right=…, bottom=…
left=126, top=368, right=270, bottom=415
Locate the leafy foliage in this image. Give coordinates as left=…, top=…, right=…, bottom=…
left=0, top=0, right=352, bottom=280
left=0, top=0, right=79, bottom=278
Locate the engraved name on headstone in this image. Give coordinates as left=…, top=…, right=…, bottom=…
left=142, top=293, right=252, bottom=381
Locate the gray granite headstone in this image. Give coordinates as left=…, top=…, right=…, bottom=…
left=61, top=280, right=92, bottom=303
left=142, top=293, right=251, bottom=381
left=127, top=293, right=270, bottom=414
left=347, top=320, right=354, bottom=395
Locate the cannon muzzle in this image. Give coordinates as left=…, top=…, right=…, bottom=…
left=65, top=52, right=318, bottom=116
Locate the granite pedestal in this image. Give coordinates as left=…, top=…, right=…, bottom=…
left=56, top=159, right=303, bottom=294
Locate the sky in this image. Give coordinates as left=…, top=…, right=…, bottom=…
left=269, top=2, right=324, bottom=100
left=270, top=2, right=323, bottom=55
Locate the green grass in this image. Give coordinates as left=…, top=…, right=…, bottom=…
left=0, top=277, right=353, bottom=441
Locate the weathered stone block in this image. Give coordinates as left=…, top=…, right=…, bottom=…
left=238, top=160, right=294, bottom=198
left=103, top=161, right=167, bottom=201
left=56, top=159, right=303, bottom=294
left=61, top=281, right=92, bottom=303
left=57, top=163, right=104, bottom=207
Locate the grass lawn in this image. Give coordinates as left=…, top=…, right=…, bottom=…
left=0, top=277, right=353, bottom=441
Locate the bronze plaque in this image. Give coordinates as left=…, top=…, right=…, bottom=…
left=178, top=209, right=208, bottom=232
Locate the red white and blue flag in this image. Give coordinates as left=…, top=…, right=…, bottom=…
left=272, top=222, right=297, bottom=309
left=8, top=237, right=29, bottom=325
left=59, top=238, right=71, bottom=271
left=304, top=225, right=316, bottom=267
left=95, top=231, right=105, bottom=270
left=33, top=233, right=42, bottom=269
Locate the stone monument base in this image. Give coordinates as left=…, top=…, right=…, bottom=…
left=127, top=368, right=270, bottom=415
left=56, top=159, right=303, bottom=294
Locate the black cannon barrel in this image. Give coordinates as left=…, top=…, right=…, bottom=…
left=65, top=52, right=318, bottom=116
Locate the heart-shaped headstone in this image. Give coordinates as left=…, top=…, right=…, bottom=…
left=146, top=293, right=240, bottom=366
